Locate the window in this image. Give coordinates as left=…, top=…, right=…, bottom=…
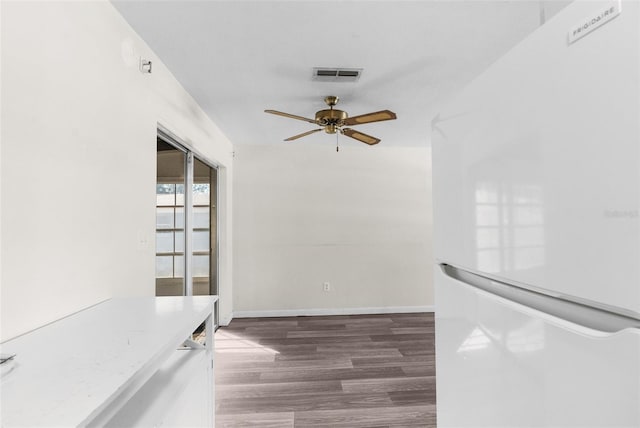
left=156, top=183, right=185, bottom=278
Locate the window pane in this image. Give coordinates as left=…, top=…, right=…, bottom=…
left=193, top=231, right=209, bottom=252
left=156, top=231, right=174, bottom=253
left=175, top=207, right=185, bottom=229
left=193, top=254, right=209, bottom=277
left=175, top=184, right=185, bottom=206
left=155, top=256, right=173, bottom=278
left=156, top=184, right=175, bottom=206
left=175, top=231, right=185, bottom=253
left=156, top=207, right=174, bottom=229
left=193, top=183, right=210, bottom=206
left=174, top=256, right=185, bottom=277
left=156, top=193, right=175, bottom=206
left=193, top=207, right=209, bottom=229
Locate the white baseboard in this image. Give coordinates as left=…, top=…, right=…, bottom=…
left=218, top=316, right=233, bottom=327
left=231, top=305, right=434, bottom=319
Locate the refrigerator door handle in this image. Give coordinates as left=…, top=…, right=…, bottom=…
left=440, top=264, right=640, bottom=334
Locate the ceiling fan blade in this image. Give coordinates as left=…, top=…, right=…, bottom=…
left=342, top=128, right=381, bottom=145
left=343, top=110, right=397, bottom=126
left=265, top=109, right=317, bottom=124
left=284, top=128, right=322, bottom=141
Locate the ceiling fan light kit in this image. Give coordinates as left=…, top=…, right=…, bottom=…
left=264, top=95, right=397, bottom=150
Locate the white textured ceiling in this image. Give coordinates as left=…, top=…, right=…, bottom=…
left=112, top=1, right=570, bottom=148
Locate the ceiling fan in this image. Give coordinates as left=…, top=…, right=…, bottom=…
left=264, top=96, right=396, bottom=148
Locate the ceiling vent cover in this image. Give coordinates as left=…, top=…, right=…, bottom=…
left=312, top=67, right=363, bottom=82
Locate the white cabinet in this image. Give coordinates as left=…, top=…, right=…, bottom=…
left=0, top=296, right=216, bottom=427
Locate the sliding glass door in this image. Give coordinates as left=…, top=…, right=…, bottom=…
left=192, top=158, right=217, bottom=298
left=156, top=134, right=218, bottom=324
left=156, top=138, right=186, bottom=296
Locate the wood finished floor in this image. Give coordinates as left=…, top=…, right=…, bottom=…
left=214, top=313, right=436, bottom=428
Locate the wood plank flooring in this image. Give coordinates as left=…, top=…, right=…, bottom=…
left=214, top=313, right=436, bottom=427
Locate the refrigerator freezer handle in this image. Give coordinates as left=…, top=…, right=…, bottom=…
left=440, top=264, right=640, bottom=335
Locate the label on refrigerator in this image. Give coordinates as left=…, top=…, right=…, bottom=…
left=568, top=0, right=621, bottom=44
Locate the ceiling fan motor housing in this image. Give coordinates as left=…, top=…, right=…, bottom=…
left=315, top=109, right=348, bottom=133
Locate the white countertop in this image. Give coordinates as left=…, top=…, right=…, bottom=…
left=0, top=296, right=216, bottom=427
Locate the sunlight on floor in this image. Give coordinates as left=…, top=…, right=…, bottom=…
left=215, top=330, right=280, bottom=356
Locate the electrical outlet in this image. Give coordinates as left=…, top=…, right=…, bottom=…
left=323, top=282, right=331, bottom=292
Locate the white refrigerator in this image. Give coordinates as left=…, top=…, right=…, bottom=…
left=432, top=0, right=640, bottom=426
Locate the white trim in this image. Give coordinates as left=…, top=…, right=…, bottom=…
left=231, top=306, right=434, bottom=319
left=219, top=315, right=233, bottom=327
left=157, top=124, right=222, bottom=169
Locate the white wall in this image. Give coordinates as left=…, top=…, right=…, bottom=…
left=1, top=0, right=234, bottom=341
left=233, top=143, right=433, bottom=316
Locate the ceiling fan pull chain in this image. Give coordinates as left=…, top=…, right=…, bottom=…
left=336, top=132, right=339, bottom=152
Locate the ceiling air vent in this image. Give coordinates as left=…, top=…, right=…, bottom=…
left=312, top=67, right=363, bottom=82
